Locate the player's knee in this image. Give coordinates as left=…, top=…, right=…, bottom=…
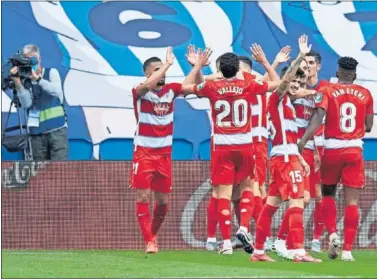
left=136, top=191, right=151, bottom=203
left=321, top=184, right=336, bottom=197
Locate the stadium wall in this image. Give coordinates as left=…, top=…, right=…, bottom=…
left=2, top=161, right=376, bottom=250
left=2, top=1, right=377, bottom=161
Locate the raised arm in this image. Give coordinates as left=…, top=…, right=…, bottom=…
left=276, top=34, right=312, bottom=98
left=185, top=44, right=210, bottom=84
left=261, top=45, right=291, bottom=82
left=135, top=47, right=175, bottom=97
left=182, top=47, right=213, bottom=94
left=250, top=44, right=280, bottom=91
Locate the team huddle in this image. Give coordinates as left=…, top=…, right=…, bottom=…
left=129, top=34, right=374, bottom=263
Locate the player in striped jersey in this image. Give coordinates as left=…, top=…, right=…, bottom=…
left=251, top=35, right=321, bottom=263
left=299, top=57, right=374, bottom=261
left=183, top=50, right=270, bottom=255
left=131, top=47, right=208, bottom=253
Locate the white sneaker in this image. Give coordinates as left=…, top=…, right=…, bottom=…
left=281, top=249, right=294, bottom=261
left=218, top=244, right=233, bottom=255
left=328, top=233, right=341, bottom=259
left=205, top=240, right=218, bottom=252
left=264, top=237, right=273, bottom=252
left=273, top=239, right=288, bottom=257
left=236, top=227, right=254, bottom=254
left=342, top=250, right=355, bottom=262
left=311, top=239, right=322, bottom=253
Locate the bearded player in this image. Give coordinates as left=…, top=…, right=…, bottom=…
left=131, top=47, right=203, bottom=253
left=183, top=50, right=269, bottom=255
left=299, top=56, right=374, bottom=261
left=251, top=35, right=321, bottom=263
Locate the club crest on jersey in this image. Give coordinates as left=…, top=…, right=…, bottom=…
left=197, top=82, right=206, bottom=90
left=315, top=93, right=323, bottom=103
left=154, top=103, right=170, bottom=116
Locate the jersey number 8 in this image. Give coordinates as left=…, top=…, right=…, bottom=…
left=340, top=102, right=357, bottom=133
left=215, top=99, right=248, bottom=127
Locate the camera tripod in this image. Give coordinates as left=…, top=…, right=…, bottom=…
left=2, top=90, right=33, bottom=161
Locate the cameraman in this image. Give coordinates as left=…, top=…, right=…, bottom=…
left=10, top=44, right=68, bottom=161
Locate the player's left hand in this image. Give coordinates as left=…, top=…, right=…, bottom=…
left=250, top=44, right=267, bottom=63
left=186, top=44, right=211, bottom=66
left=166, top=46, right=175, bottom=65
left=274, top=45, right=291, bottom=63
left=195, top=47, right=213, bottom=67
left=298, top=34, right=312, bottom=55
left=30, top=69, right=41, bottom=81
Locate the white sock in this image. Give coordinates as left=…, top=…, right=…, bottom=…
left=329, top=232, right=338, bottom=241
left=207, top=237, right=216, bottom=243
left=254, top=249, right=264, bottom=255
left=313, top=239, right=320, bottom=242
left=240, top=226, right=248, bottom=233
left=223, top=239, right=232, bottom=248
left=296, top=248, right=306, bottom=256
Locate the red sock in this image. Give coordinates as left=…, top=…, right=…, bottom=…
left=240, top=191, right=254, bottom=230
left=207, top=197, right=218, bottom=238
left=286, top=232, right=294, bottom=250
left=343, top=205, right=359, bottom=251
left=313, top=200, right=324, bottom=240
left=255, top=204, right=279, bottom=250
left=253, top=196, right=263, bottom=224
left=136, top=202, right=152, bottom=243
left=322, top=196, right=337, bottom=235
left=232, top=199, right=241, bottom=225
left=288, top=207, right=304, bottom=249
left=151, top=203, right=168, bottom=237
left=277, top=209, right=290, bottom=241
left=262, top=197, right=267, bottom=205
left=218, top=198, right=231, bottom=240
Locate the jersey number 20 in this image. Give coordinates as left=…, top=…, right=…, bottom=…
left=340, top=102, right=357, bottom=133
left=215, top=99, right=248, bottom=127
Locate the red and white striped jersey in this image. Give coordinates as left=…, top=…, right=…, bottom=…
left=316, top=83, right=374, bottom=151
left=308, top=80, right=330, bottom=147
left=268, top=91, right=299, bottom=161
left=132, top=83, right=183, bottom=154
left=193, top=78, right=268, bottom=151
left=293, top=97, right=315, bottom=150
left=243, top=72, right=269, bottom=145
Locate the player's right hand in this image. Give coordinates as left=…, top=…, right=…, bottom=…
left=299, top=155, right=310, bottom=177
left=298, top=34, right=312, bottom=56
left=166, top=46, right=175, bottom=65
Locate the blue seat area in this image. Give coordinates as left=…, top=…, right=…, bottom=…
left=99, top=138, right=134, bottom=160
left=69, top=139, right=93, bottom=160
left=1, top=146, right=23, bottom=161
left=198, top=139, right=211, bottom=161
left=172, top=139, right=193, bottom=160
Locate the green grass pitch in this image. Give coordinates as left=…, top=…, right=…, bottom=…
left=2, top=250, right=377, bottom=278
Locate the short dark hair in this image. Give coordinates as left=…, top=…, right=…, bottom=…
left=238, top=56, right=253, bottom=70
left=280, top=66, right=305, bottom=79
left=306, top=50, right=322, bottom=64
left=218, top=52, right=239, bottom=78
left=338, top=56, right=358, bottom=71
left=143, top=57, right=161, bottom=72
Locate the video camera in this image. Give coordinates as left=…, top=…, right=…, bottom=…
left=1, top=51, right=38, bottom=91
